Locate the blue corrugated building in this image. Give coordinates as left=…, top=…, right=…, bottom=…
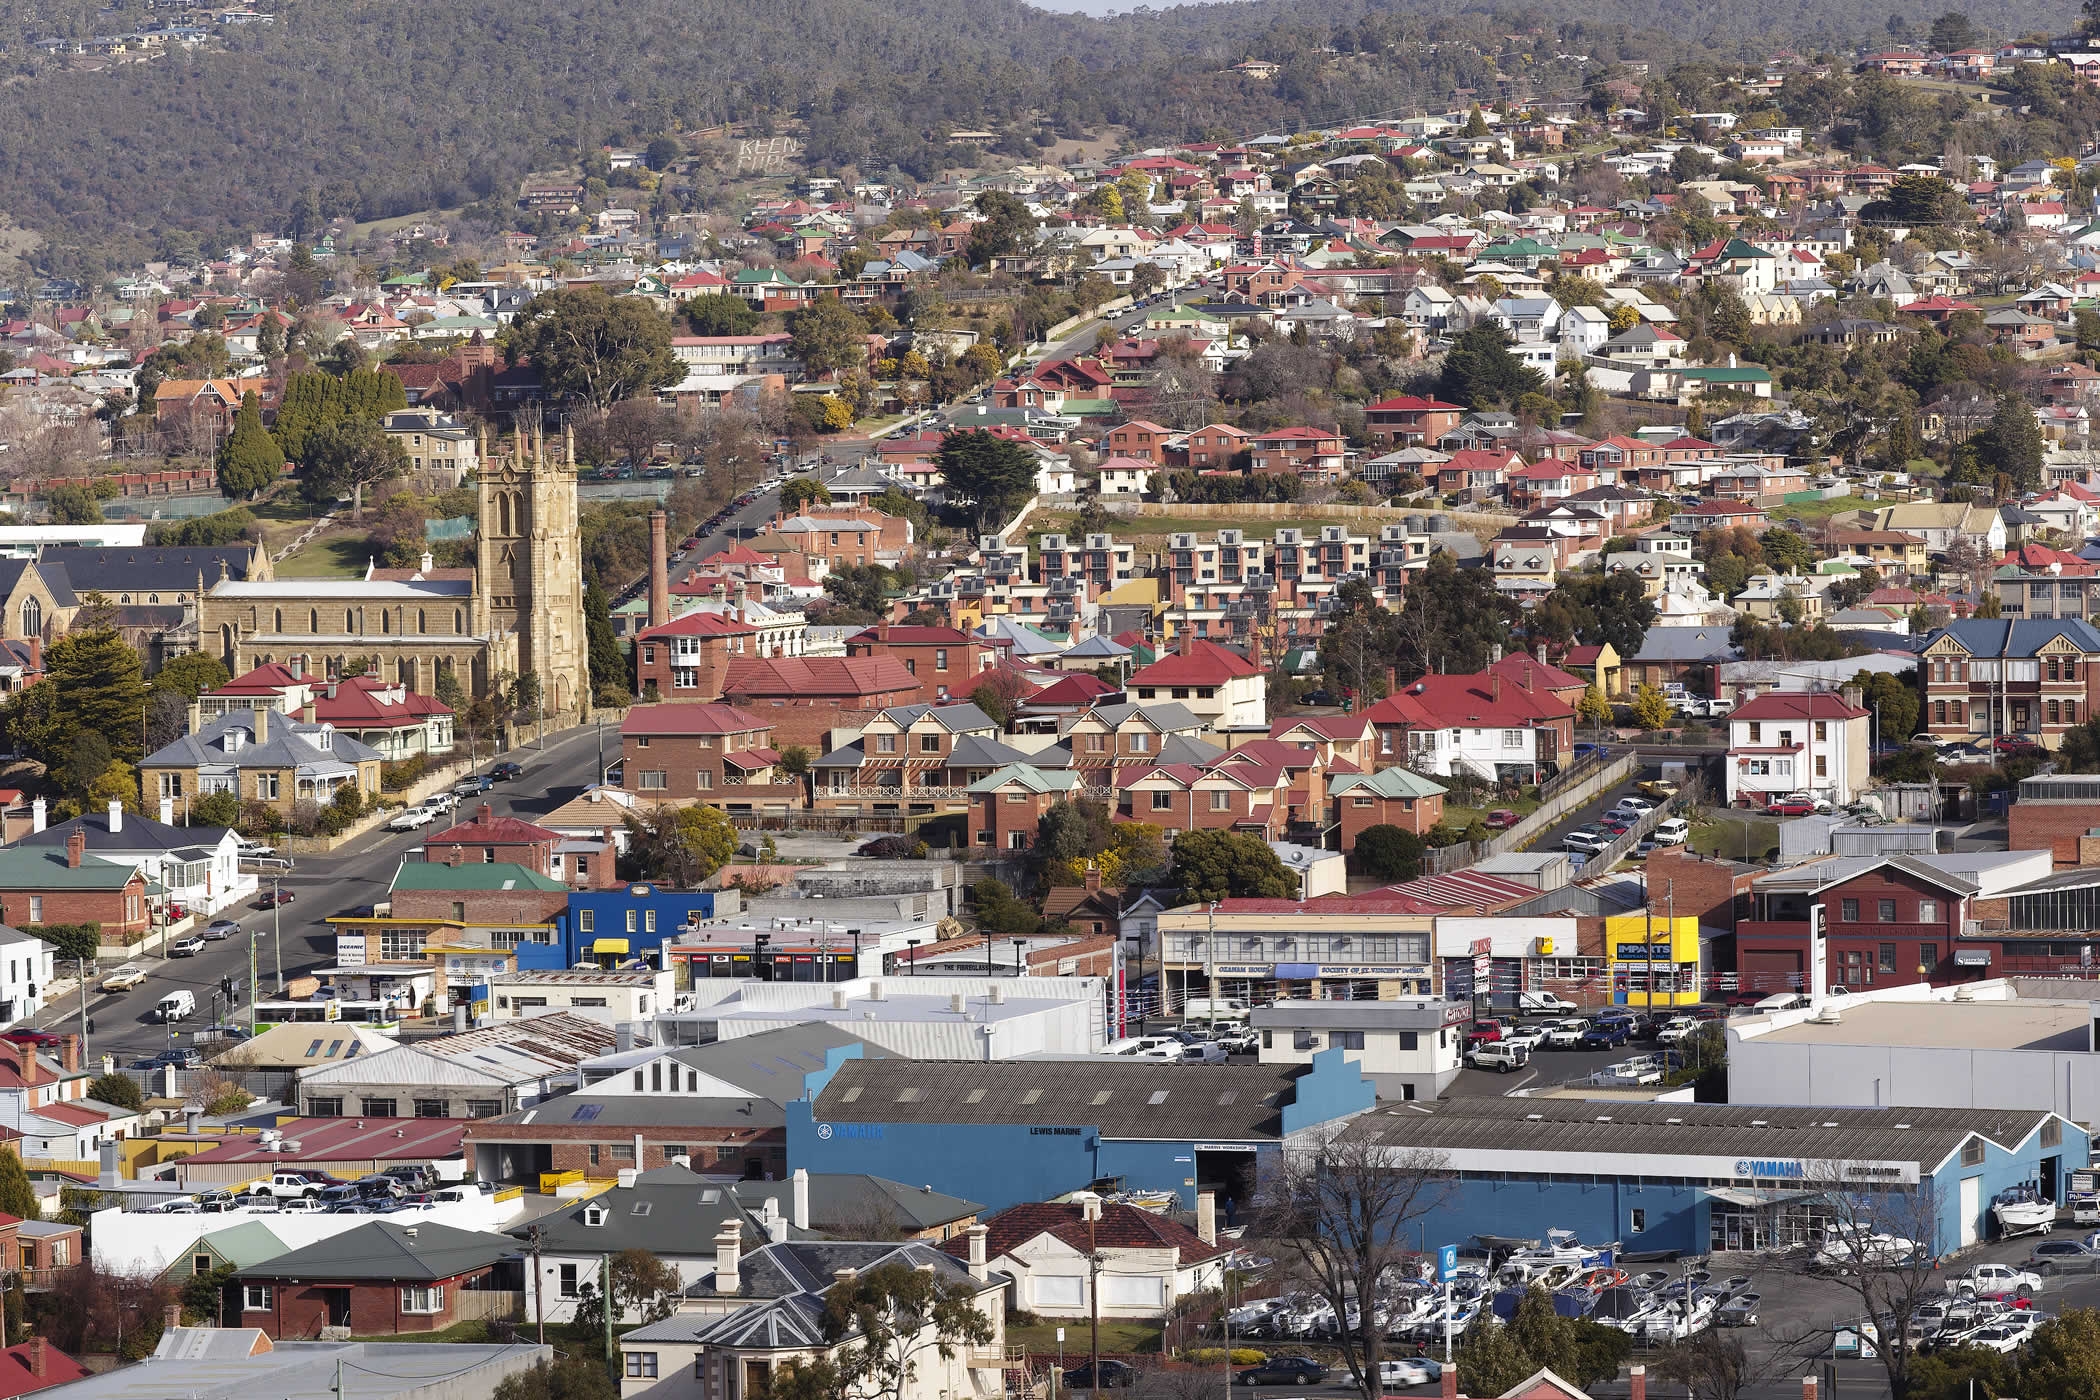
left=788, top=1045, right=1376, bottom=1214
left=1342, top=1097, right=2087, bottom=1258
left=511, top=885, right=731, bottom=969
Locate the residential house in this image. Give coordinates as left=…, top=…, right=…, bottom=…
left=227, top=1221, right=520, bottom=1338
left=1920, top=619, right=2100, bottom=748
left=846, top=625, right=998, bottom=706
left=937, top=1198, right=1224, bottom=1320
left=0, top=832, right=150, bottom=942
left=1125, top=637, right=1266, bottom=729
left=140, top=708, right=382, bottom=820
left=717, top=657, right=921, bottom=749
left=1328, top=768, right=1448, bottom=849
left=1724, top=690, right=1871, bottom=809
left=619, top=704, right=799, bottom=812
left=1360, top=670, right=1576, bottom=781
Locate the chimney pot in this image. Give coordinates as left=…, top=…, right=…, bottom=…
left=65, top=828, right=85, bottom=868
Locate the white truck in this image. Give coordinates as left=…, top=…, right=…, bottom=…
left=1955, top=1263, right=2040, bottom=1300
left=1467, top=1041, right=1531, bottom=1073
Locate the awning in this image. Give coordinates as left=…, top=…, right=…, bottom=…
left=1955, top=948, right=1994, bottom=966
left=1704, top=1186, right=1820, bottom=1208
left=592, top=938, right=631, bottom=954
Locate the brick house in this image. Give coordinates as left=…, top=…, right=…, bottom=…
left=815, top=702, right=1035, bottom=817
left=1920, top=619, right=2100, bottom=748
left=846, top=624, right=998, bottom=706
left=1247, top=427, right=1347, bottom=481
left=1724, top=690, right=1870, bottom=809
left=387, top=860, right=570, bottom=926
left=2006, top=772, right=2100, bottom=864
left=1182, top=423, right=1252, bottom=470
left=1364, top=395, right=1466, bottom=446
left=718, top=656, right=920, bottom=749
left=1328, top=767, right=1447, bottom=849
left=0, top=832, right=149, bottom=939
left=419, top=805, right=559, bottom=875
left=1115, top=759, right=1291, bottom=839
left=969, top=764, right=1084, bottom=851
left=228, top=1220, right=522, bottom=1338
left=1733, top=854, right=1977, bottom=996
left=1101, top=420, right=1174, bottom=464
left=619, top=703, right=800, bottom=810
left=1042, top=869, right=1125, bottom=938
left=1059, top=702, right=1212, bottom=784
left=634, top=610, right=762, bottom=699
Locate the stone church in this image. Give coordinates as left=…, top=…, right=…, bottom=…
left=197, top=424, right=588, bottom=717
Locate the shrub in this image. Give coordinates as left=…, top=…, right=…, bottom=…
left=1184, top=1349, right=1267, bottom=1366
left=36, top=922, right=100, bottom=963
left=381, top=754, right=430, bottom=791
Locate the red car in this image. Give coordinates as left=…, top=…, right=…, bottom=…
left=1464, top=1021, right=1504, bottom=1046
left=0, top=1030, right=61, bottom=1048
left=257, top=889, right=297, bottom=909
left=1484, top=809, right=1521, bottom=830
left=1993, top=736, right=2040, bottom=754
left=1768, top=797, right=1817, bottom=816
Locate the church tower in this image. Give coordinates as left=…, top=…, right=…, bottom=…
left=475, top=418, right=587, bottom=717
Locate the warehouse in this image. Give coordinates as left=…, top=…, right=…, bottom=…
left=1340, top=1095, right=2084, bottom=1256
left=788, top=1045, right=1376, bottom=1214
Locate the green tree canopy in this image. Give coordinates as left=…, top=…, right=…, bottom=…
left=45, top=485, right=102, bottom=526
left=682, top=294, right=760, bottom=337
left=1438, top=323, right=1547, bottom=409
left=936, top=429, right=1037, bottom=525
left=48, top=621, right=149, bottom=764
left=150, top=652, right=230, bottom=701
left=500, top=288, right=681, bottom=410
left=1170, top=829, right=1297, bottom=902
left=215, top=391, right=281, bottom=499
left=787, top=297, right=871, bottom=378
left=302, top=417, right=408, bottom=516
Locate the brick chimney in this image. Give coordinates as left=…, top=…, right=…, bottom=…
left=65, top=828, right=85, bottom=868
left=479, top=803, right=494, bottom=825
left=648, top=510, right=671, bottom=630
left=163, top=1303, right=180, bottom=1333
left=28, top=1335, right=45, bottom=1377
left=598, top=828, right=621, bottom=888
left=58, top=1033, right=80, bottom=1074
left=1630, top=1366, right=1645, bottom=1400
left=1801, top=1378, right=1816, bottom=1400
left=17, top=1046, right=37, bottom=1088
left=1083, top=864, right=1101, bottom=893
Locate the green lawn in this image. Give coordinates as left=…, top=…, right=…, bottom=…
left=1444, top=791, right=1541, bottom=831
left=1008, top=1320, right=1163, bottom=1356
left=274, top=535, right=368, bottom=579
left=1770, top=494, right=1876, bottom=524
left=350, top=1318, right=497, bottom=1345
left=1690, top=816, right=1780, bottom=863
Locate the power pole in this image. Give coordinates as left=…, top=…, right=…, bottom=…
left=1088, top=1212, right=1100, bottom=1397
left=602, top=1254, right=616, bottom=1383
left=530, top=1226, right=545, bottom=1344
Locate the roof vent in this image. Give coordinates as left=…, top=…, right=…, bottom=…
left=1525, top=1113, right=1543, bottom=1121
left=1666, top=1117, right=1683, bottom=1124
left=1750, top=1119, right=1768, bottom=1127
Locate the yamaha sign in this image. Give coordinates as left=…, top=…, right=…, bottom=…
left=1734, top=1159, right=1808, bottom=1179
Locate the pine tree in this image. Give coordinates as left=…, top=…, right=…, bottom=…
left=0, top=1148, right=37, bottom=1221
left=215, top=391, right=281, bottom=498
left=584, top=583, right=628, bottom=703
left=48, top=620, right=149, bottom=764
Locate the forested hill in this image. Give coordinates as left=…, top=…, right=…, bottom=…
left=0, top=0, right=2079, bottom=273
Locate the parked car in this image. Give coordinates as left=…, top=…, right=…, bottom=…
left=1563, top=830, right=1611, bottom=854
left=1467, top=1041, right=1530, bottom=1073
left=1638, top=779, right=1681, bottom=801
left=1380, top=1359, right=1443, bottom=1387
left=2026, top=1241, right=2100, bottom=1275
left=1615, top=796, right=1657, bottom=816
left=1767, top=795, right=1819, bottom=817
left=1652, top=818, right=1691, bottom=846
left=1577, top=1023, right=1625, bottom=1050
left=387, top=805, right=438, bottom=831
left=256, top=889, right=296, bottom=909
left=167, top=935, right=207, bottom=958
left=1463, top=1021, right=1504, bottom=1046
left=452, top=775, right=493, bottom=796
left=1484, top=809, right=1521, bottom=830
left=492, top=761, right=525, bottom=781
left=1236, top=1358, right=1326, bottom=1386
left=1956, top=1264, right=2040, bottom=1299
left=1655, top=1018, right=1699, bottom=1044
left=201, top=919, right=241, bottom=941
left=99, top=963, right=147, bottom=991
left=1541, top=1019, right=1590, bottom=1048
left=1065, top=1361, right=1138, bottom=1390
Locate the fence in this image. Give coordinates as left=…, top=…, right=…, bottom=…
left=1575, top=771, right=1711, bottom=874
left=1425, top=752, right=1639, bottom=875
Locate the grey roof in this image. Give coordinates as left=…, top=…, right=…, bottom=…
left=727, top=1173, right=983, bottom=1233
left=646, top=1239, right=999, bottom=1349
left=1343, top=1095, right=2057, bottom=1174
left=879, top=701, right=998, bottom=732
left=516, top=1165, right=778, bottom=1256
left=503, top=1091, right=790, bottom=1130
left=38, top=544, right=259, bottom=592
left=1079, top=701, right=1205, bottom=732
left=236, top=1221, right=517, bottom=1281
left=1927, top=619, right=2100, bottom=659
left=672, top=1023, right=889, bottom=1105
left=1157, top=734, right=1226, bottom=765
left=1630, top=626, right=1737, bottom=663
left=0, top=558, right=76, bottom=608
left=811, top=1057, right=1311, bottom=1142
left=947, top=733, right=1039, bottom=767
left=144, top=708, right=380, bottom=773
left=76, top=1339, right=553, bottom=1400
left=19, top=808, right=233, bottom=854
left=1063, top=636, right=1132, bottom=660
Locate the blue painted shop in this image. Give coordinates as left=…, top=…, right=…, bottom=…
left=513, top=885, right=732, bottom=969
left=1346, top=1098, right=2089, bottom=1259
left=788, top=1045, right=1376, bottom=1213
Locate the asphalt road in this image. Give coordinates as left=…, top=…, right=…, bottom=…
left=1040, top=283, right=1213, bottom=362
left=36, top=722, right=621, bottom=1064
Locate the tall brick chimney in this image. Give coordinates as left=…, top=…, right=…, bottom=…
left=59, top=1034, right=80, bottom=1074
left=65, top=828, right=85, bottom=868
left=28, top=1336, right=45, bottom=1377
left=648, top=510, right=671, bottom=630
left=598, top=827, right=622, bottom=889
left=479, top=803, right=494, bottom=825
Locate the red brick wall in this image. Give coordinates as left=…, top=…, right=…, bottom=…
left=974, top=791, right=1053, bottom=851
left=1644, top=846, right=1751, bottom=931
left=636, top=633, right=737, bottom=700
left=390, top=889, right=569, bottom=924
left=724, top=690, right=917, bottom=749
left=622, top=730, right=776, bottom=803
left=0, top=879, right=148, bottom=938
left=2008, top=799, right=2100, bottom=865
left=238, top=1271, right=493, bottom=1339
left=1335, top=791, right=1443, bottom=849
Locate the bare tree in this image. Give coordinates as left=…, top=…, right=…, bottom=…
left=1254, top=1131, right=1452, bottom=1400
left=1770, top=1164, right=1944, bottom=1400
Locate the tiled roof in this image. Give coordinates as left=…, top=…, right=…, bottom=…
left=620, top=703, right=774, bottom=736
left=721, top=656, right=918, bottom=698
left=1127, top=639, right=1260, bottom=686
left=943, top=1200, right=1224, bottom=1269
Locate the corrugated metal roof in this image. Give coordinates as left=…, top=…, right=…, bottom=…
left=813, top=1058, right=1301, bottom=1141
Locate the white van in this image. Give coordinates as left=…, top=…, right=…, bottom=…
left=156, top=989, right=197, bottom=1022
left=1181, top=997, right=1249, bottom=1023
left=1652, top=818, right=1690, bottom=846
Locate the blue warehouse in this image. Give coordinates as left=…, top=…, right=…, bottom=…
left=788, top=1045, right=1376, bottom=1214
left=1344, top=1097, right=2089, bottom=1259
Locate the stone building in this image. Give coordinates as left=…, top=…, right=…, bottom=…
left=197, top=425, right=588, bottom=715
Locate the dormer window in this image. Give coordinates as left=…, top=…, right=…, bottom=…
left=583, top=1204, right=606, bottom=1226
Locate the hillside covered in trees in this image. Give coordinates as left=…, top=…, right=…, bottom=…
left=1, top=0, right=2081, bottom=274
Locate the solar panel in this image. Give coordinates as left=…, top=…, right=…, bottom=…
left=572, top=1103, right=603, bottom=1121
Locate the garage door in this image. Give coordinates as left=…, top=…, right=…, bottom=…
left=1960, top=1175, right=1980, bottom=1248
